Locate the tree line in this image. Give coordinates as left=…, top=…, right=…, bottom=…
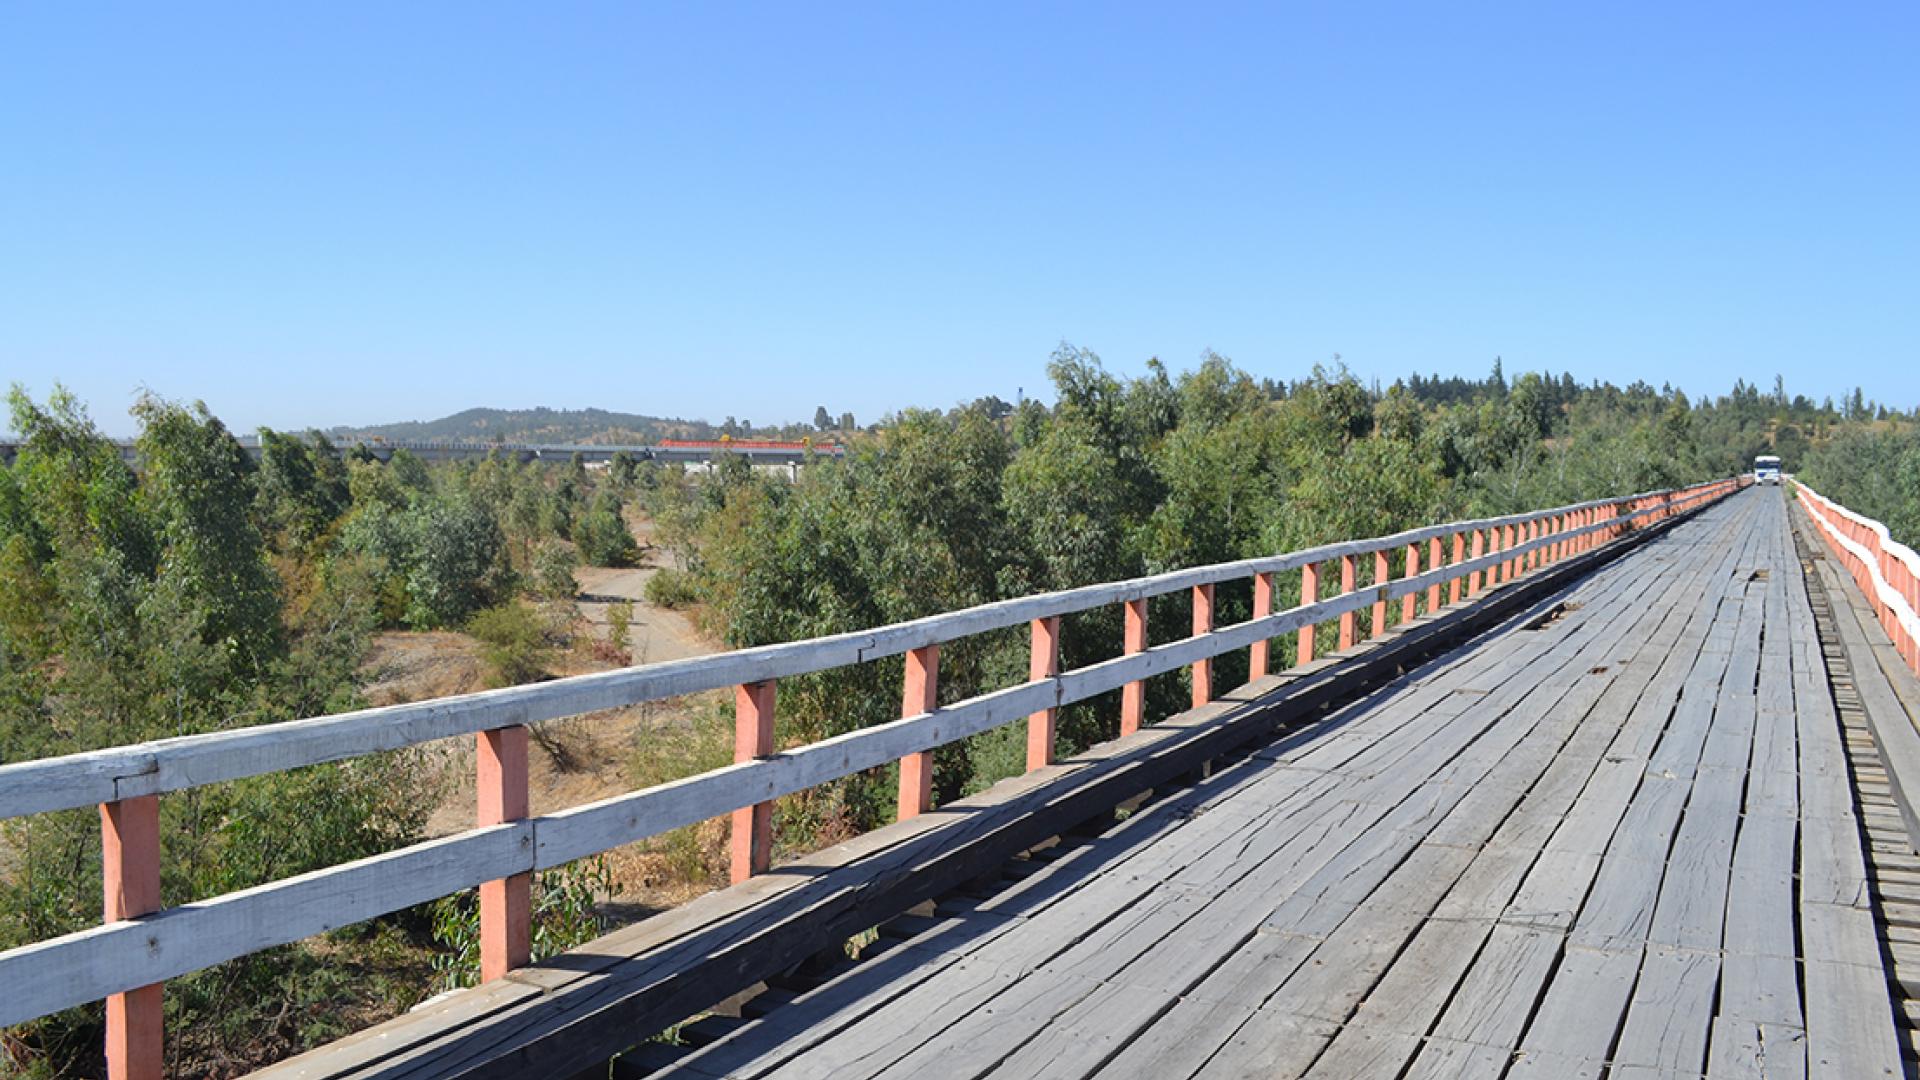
left=643, top=349, right=1913, bottom=857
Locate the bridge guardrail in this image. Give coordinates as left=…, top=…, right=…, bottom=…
left=0, top=475, right=1746, bottom=1077
left=1795, top=481, right=1920, bottom=674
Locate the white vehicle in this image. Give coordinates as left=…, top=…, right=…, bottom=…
left=1754, top=455, right=1783, bottom=485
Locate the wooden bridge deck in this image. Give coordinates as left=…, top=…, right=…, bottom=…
left=626, top=489, right=1902, bottom=1079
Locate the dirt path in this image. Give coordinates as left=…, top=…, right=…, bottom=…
left=363, top=512, right=726, bottom=909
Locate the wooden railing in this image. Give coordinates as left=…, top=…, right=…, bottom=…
left=1797, top=481, right=1920, bottom=674
left=0, top=476, right=1746, bottom=1078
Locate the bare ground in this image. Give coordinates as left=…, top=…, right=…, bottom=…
left=363, top=525, right=723, bottom=911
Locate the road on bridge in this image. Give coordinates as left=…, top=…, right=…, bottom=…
left=627, top=487, right=1903, bottom=1079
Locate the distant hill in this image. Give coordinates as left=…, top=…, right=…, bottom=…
left=330, top=407, right=718, bottom=445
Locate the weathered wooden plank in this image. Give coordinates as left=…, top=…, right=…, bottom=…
left=1706, top=1016, right=1808, bottom=1080
left=1516, top=943, right=1641, bottom=1064
left=1611, top=944, right=1720, bottom=1073
left=1803, top=957, right=1903, bottom=1078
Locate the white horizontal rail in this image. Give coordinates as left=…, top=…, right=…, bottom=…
left=0, top=484, right=1709, bottom=822
left=1799, top=483, right=1920, bottom=582
left=0, top=479, right=1739, bottom=1022
left=0, top=825, right=531, bottom=1029
left=1797, top=483, right=1920, bottom=663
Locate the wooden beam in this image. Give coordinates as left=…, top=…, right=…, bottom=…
left=1403, top=543, right=1421, bottom=623
left=1428, top=537, right=1443, bottom=612
left=1121, top=599, right=1148, bottom=736
left=1027, top=617, right=1061, bottom=771
left=1249, top=575, right=1273, bottom=682
left=730, top=681, right=776, bottom=883
left=1298, top=562, right=1320, bottom=667
left=1450, top=533, right=1465, bottom=604
left=897, top=646, right=939, bottom=821
left=1191, top=584, right=1215, bottom=708
left=1373, top=549, right=1391, bottom=638
left=1339, top=555, right=1359, bottom=649
left=102, top=796, right=161, bottom=1080
left=478, top=727, right=531, bottom=982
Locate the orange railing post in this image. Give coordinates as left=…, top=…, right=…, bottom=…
left=1191, top=584, right=1215, bottom=706
left=1249, top=574, right=1273, bottom=681
left=1027, top=617, right=1061, bottom=770
left=1450, top=533, right=1466, bottom=604
left=1120, top=599, right=1148, bottom=735
left=478, top=725, right=531, bottom=980
left=102, top=796, right=162, bottom=1080
left=1373, top=549, right=1391, bottom=638
left=1428, top=537, right=1444, bottom=611
left=1298, top=561, right=1320, bottom=666
left=1338, top=555, right=1358, bottom=649
left=1402, top=542, right=1421, bottom=623
left=897, top=645, right=939, bottom=820
left=730, top=681, right=776, bottom=882
left=1469, top=530, right=1487, bottom=597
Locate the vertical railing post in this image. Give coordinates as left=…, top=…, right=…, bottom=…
left=1121, top=598, right=1148, bottom=736
left=897, top=645, right=939, bottom=821
left=1298, top=561, right=1320, bottom=666
left=1469, top=530, right=1487, bottom=597
left=730, top=680, right=776, bottom=883
left=1402, top=542, right=1420, bottom=623
left=1450, top=533, right=1465, bottom=604
left=1249, top=575, right=1273, bottom=681
left=102, top=795, right=162, bottom=1080
left=1372, top=549, right=1391, bottom=638
left=1191, top=584, right=1215, bottom=707
left=478, top=726, right=530, bottom=982
left=1338, top=555, right=1358, bottom=649
left=1428, top=537, right=1443, bottom=611
left=1027, top=617, right=1061, bottom=770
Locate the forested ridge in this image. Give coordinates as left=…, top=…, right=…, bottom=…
left=1, top=351, right=1914, bottom=1077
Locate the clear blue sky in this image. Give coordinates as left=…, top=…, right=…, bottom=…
left=3, top=3, right=1915, bottom=436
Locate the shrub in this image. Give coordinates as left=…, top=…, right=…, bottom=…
left=468, top=602, right=551, bottom=687
left=643, top=569, right=699, bottom=609
left=533, top=541, right=578, bottom=602
left=576, top=506, right=639, bottom=567
left=608, top=599, right=634, bottom=658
